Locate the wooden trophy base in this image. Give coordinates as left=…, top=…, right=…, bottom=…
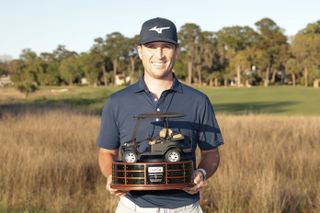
left=111, top=160, right=194, bottom=190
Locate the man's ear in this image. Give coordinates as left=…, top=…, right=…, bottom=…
left=137, top=45, right=143, bottom=59
left=174, top=46, right=181, bottom=59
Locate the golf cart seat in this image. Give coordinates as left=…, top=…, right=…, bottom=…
left=159, top=128, right=184, bottom=141
left=171, top=132, right=184, bottom=141
left=159, top=128, right=173, bottom=138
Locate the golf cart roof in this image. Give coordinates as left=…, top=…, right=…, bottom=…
left=134, top=112, right=185, bottom=119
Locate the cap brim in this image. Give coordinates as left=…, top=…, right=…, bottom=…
left=140, top=38, right=178, bottom=46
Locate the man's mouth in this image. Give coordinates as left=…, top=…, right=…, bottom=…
left=151, top=61, right=166, bottom=67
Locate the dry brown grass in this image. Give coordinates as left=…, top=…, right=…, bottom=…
left=0, top=107, right=118, bottom=212
left=203, top=115, right=320, bottom=213
left=0, top=108, right=319, bottom=212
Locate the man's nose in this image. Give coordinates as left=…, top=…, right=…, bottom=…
left=154, top=47, right=163, bottom=58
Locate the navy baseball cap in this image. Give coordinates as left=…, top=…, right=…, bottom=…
left=139, top=17, right=178, bottom=45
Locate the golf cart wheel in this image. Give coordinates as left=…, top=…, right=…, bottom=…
left=123, top=152, right=138, bottom=163
left=165, top=149, right=181, bottom=162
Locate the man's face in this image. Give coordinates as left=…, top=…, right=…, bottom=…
left=137, top=41, right=179, bottom=80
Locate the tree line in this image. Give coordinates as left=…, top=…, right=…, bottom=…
left=0, top=17, right=320, bottom=96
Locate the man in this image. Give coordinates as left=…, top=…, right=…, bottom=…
left=97, top=17, right=223, bottom=213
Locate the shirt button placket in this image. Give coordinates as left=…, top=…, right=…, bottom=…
left=154, top=98, right=159, bottom=121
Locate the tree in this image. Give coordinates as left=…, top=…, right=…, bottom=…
left=174, top=51, right=188, bottom=80
left=255, top=18, right=289, bottom=86
left=91, top=37, right=112, bottom=86
left=8, top=49, right=41, bottom=97
left=17, top=82, right=38, bottom=97
left=77, top=52, right=101, bottom=86
left=19, top=49, right=44, bottom=85
left=179, top=23, right=202, bottom=84
left=52, top=45, right=72, bottom=62
left=207, top=71, right=223, bottom=87
left=291, top=20, right=320, bottom=87
left=128, top=35, right=140, bottom=84
left=105, top=32, right=128, bottom=85
left=8, top=59, right=24, bottom=84
left=49, top=45, right=81, bottom=86
left=285, top=58, right=299, bottom=86
left=59, top=53, right=81, bottom=85
left=194, top=31, right=217, bottom=85
left=0, top=56, right=11, bottom=76
left=216, top=26, right=260, bottom=86
left=231, top=49, right=255, bottom=87
left=0, top=61, right=9, bottom=76
left=39, top=52, right=60, bottom=85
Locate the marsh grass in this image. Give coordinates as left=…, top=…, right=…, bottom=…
left=202, top=115, right=320, bottom=213
left=0, top=107, right=319, bottom=212
left=0, top=107, right=118, bottom=212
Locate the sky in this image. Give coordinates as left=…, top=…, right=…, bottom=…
left=1, top=0, right=319, bottom=59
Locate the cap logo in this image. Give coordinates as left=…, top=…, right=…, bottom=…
left=149, top=26, right=170, bottom=34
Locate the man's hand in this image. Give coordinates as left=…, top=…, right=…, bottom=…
left=98, top=148, right=128, bottom=196
left=182, top=170, right=205, bottom=195
left=106, top=175, right=129, bottom=197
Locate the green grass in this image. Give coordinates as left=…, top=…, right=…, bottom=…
left=0, top=200, right=7, bottom=213
left=1, top=85, right=320, bottom=116
left=0, top=86, right=121, bottom=114
left=200, top=86, right=320, bottom=116
left=33, top=86, right=121, bottom=113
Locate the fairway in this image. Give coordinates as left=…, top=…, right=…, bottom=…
left=200, top=86, right=320, bottom=116
left=1, top=86, right=320, bottom=116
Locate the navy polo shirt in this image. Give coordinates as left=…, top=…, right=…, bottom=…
left=97, top=75, right=223, bottom=208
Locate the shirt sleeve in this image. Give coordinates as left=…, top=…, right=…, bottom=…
left=197, top=96, right=224, bottom=150
left=96, top=97, right=120, bottom=150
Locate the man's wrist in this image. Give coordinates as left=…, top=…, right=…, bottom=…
left=197, top=168, right=207, bottom=180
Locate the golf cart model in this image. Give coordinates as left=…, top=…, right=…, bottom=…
left=121, top=112, right=192, bottom=163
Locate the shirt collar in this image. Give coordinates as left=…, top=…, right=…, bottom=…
left=133, top=73, right=183, bottom=93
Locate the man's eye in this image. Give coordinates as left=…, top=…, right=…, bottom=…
left=164, top=46, right=173, bottom=50
left=163, top=44, right=172, bottom=48
left=144, top=43, right=174, bottom=50
left=145, top=44, right=156, bottom=48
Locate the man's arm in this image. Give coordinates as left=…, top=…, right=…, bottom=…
left=98, top=148, right=128, bottom=196
left=98, top=148, right=118, bottom=177
left=183, top=147, right=220, bottom=194
left=197, top=148, right=220, bottom=179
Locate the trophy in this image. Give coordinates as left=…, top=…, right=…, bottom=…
left=111, top=112, right=194, bottom=190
